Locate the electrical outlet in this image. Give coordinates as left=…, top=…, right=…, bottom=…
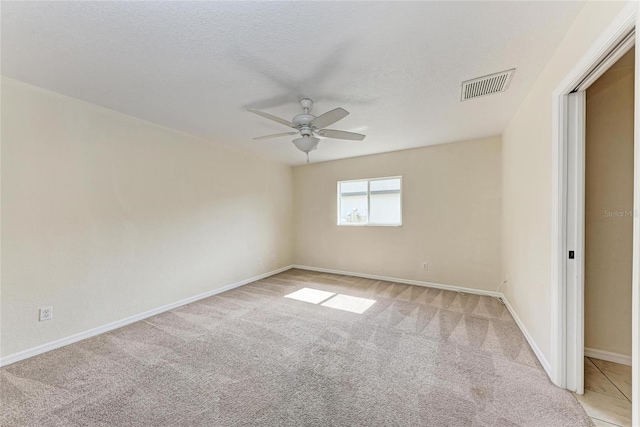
left=271, top=255, right=276, bottom=264
left=421, top=262, right=428, bottom=270
left=257, top=258, right=263, bottom=265
left=39, top=306, right=53, bottom=321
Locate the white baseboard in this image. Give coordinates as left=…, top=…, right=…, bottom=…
left=291, top=265, right=553, bottom=380
left=501, top=296, right=553, bottom=379
left=0, top=265, right=293, bottom=367
left=291, top=265, right=503, bottom=298
left=2, top=263, right=553, bottom=384
left=585, top=347, right=632, bottom=366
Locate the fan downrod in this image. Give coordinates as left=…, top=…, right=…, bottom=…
left=299, top=98, right=313, bottom=113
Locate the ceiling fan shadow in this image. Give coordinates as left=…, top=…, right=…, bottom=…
left=231, top=40, right=378, bottom=110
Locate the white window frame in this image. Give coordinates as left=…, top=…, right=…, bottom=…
left=337, top=176, right=403, bottom=227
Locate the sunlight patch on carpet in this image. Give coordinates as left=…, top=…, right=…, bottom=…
left=285, top=287, right=376, bottom=314
left=284, top=288, right=335, bottom=304
left=321, top=294, right=376, bottom=314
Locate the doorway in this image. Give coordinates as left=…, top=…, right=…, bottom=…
left=580, top=47, right=635, bottom=426
left=552, top=3, right=638, bottom=424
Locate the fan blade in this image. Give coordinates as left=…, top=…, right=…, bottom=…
left=248, top=109, right=294, bottom=128
left=317, top=129, right=366, bottom=141
left=253, top=132, right=297, bottom=140
left=310, top=107, right=349, bottom=129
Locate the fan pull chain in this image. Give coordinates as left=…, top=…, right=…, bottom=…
left=306, top=152, right=309, bottom=164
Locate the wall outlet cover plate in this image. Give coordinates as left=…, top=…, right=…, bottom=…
left=39, top=306, right=53, bottom=321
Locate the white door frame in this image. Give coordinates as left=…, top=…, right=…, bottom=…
left=551, top=1, right=638, bottom=423
left=564, top=90, right=586, bottom=394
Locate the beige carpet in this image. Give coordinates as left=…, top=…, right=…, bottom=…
left=1, top=269, right=591, bottom=426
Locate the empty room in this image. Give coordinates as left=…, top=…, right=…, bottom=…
left=1, top=1, right=639, bottom=426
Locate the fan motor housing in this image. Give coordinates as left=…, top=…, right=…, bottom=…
left=292, top=114, right=315, bottom=128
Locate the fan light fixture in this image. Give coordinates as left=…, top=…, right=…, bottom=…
left=292, top=136, right=319, bottom=152
left=293, top=137, right=319, bottom=163
left=248, top=98, right=366, bottom=164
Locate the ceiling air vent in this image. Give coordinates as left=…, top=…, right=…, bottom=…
left=461, top=69, right=515, bottom=101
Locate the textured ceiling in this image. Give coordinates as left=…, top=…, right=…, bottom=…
left=1, top=1, right=585, bottom=165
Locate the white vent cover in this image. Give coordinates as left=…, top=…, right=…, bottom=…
left=461, top=69, right=515, bottom=101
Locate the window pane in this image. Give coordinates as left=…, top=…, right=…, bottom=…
left=340, top=180, right=367, bottom=194
left=369, top=178, right=401, bottom=193
left=369, top=178, right=401, bottom=224
left=339, top=180, right=368, bottom=224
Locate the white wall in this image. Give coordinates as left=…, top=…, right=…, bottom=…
left=0, top=77, right=293, bottom=358
left=501, top=1, right=628, bottom=369
left=293, top=136, right=502, bottom=291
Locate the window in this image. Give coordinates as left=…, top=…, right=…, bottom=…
left=337, top=177, right=402, bottom=226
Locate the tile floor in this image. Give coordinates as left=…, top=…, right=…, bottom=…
left=574, top=357, right=632, bottom=427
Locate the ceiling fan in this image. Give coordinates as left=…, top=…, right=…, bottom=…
left=249, top=98, right=366, bottom=163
